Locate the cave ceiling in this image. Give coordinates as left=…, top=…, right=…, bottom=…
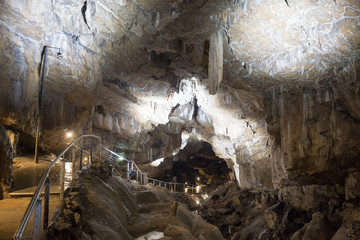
left=1, top=0, right=359, bottom=189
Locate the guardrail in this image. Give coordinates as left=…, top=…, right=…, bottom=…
left=13, top=135, right=102, bottom=240
left=13, top=135, right=199, bottom=239
left=147, top=178, right=199, bottom=194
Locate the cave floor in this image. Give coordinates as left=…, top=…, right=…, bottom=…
left=0, top=155, right=62, bottom=239
left=11, top=155, right=61, bottom=196
left=0, top=196, right=60, bottom=239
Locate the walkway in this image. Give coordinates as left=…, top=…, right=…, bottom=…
left=0, top=155, right=61, bottom=239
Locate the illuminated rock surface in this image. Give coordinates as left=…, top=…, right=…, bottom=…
left=0, top=0, right=360, bottom=239
left=48, top=166, right=224, bottom=239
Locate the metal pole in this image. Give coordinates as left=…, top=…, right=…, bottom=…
left=60, top=157, right=65, bottom=199
left=136, top=170, right=139, bottom=182
left=72, top=146, right=76, bottom=180
left=143, top=173, right=148, bottom=185
left=34, top=199, right=42, bottom=240
left=34, top=46, right=48, bottom=164
left=99, top=144, right=102, bottom=166
left=43, top=177, right=50, bottom=230
left=80, top=139, right=83, bottom=170
left=174, top=183, right=177, bottom=192
left=127, top=162, right=130, bottom=180
left=90, top=138, right=93, bottom=165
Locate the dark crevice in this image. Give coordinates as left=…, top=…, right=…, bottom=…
left=81, top=1, right=91, bottom=30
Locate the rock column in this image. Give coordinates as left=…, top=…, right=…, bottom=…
left=208, top=29, right=223, bottom=95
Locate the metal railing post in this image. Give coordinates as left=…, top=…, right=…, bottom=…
left=127, top=162, right=130, bottom=180
left=90, top=138, right=93, bottom=165
left=34, top=198, right=42, bottom=240
left=43, top=177, right=50, bottom=230
left=143, top=173, right=148, bottom=185
left=80, top=139, right=83, bottom=170
left=99, top=144, right=102, bottom=165
left=60, top=157, right=65, bottom=199
left=174, top=183, right=177, bottom=192
left=131, top=162, right=134, bottom=170
left=136, top=169, right=139, bottom=182
left=72, top=146, right=76, bottom=181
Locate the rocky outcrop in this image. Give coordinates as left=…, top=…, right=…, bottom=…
left=192, top=181, right=360, bottom=240
left=49, top=165, right=224, bottom=240
left=0, top=0, right=360, bottom=238
left=5, top=129, right=19, bottom=156
left=0, top=125, right=13, bottom=199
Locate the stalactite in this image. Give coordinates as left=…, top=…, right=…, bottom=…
left=208, top=29, right=223, bottom=95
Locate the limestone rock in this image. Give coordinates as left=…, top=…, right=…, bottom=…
left=5, top=129, right=19, bottom=156
left=74, top=212, right=81, bottom=226
left=291, top=212, right=335, bottom=240
left=331, top=221, right=360, bottom=240
left=0, top=125, right=13, bottom=199
left=345, top=172, right=360, bottom=200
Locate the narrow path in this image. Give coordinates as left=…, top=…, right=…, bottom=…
left=0, top=155, right=62, bottom=239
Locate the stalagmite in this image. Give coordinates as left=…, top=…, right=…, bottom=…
left=208, top=29, right=223, bottom=95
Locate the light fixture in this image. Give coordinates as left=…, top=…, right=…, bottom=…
left=66, top=131, right=73, bottom=138
left=197, top=177, right=200, bottom=181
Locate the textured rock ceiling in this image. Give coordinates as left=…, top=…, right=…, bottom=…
left=0, top=0, right=359, bottom=190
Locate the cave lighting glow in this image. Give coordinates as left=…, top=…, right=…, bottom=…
left=150, top=158, right=164, bottom=167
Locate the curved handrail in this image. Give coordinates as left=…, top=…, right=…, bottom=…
left=103, top=146, right=144, bottom=175
left=14, top=134, right=189, bottom=239
left=14, top=135, right=101, bottom=239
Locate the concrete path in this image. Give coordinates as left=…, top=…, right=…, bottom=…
left=0, top=197, right=61, bottom=239
left=0, top=156, right=61, bottom=239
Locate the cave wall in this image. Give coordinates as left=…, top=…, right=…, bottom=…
left=0, top=125, right=13, bottom=199
left=0, top=0, right=103, bottom=152
left=0, top=0, right=359, bottom=205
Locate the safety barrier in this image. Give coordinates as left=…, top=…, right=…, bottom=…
left=13, top=135, right=198, bottom=239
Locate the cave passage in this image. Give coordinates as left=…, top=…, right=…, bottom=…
left=153, top=141, right=231, bottom=193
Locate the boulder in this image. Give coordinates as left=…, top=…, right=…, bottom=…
left=291, top=212, right=335, bottom=240
left=331, top=221, right=360, bottom=240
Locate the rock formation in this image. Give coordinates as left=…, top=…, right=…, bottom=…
left=0, top=125, right=14, bottom=199
left=0, top=0, right=359, bottom=238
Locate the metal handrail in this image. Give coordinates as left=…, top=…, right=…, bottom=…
left=14, top=135, right=101, bottom=240
left=102, top=146, right=143, bottom=174
left=14, top=134, right=191, bottom=239
left=147, top=178, right=197, bottom=193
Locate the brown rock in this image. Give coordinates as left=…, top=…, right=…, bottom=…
left=331, top=221, right=360, bottom=240
left=55, top=221, right=71, bottom=232
left=291, top=212, right=335, bottom=240
left=74, top=212, right=81, bottom=226
left=0, top=125, right=13, bottom=199
left=345, top=172, right=360, bottom=200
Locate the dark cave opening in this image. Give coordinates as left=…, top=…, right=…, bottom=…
left=152, top=140, right=231, bottom=193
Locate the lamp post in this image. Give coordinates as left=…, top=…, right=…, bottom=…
left=34, top=46, right=62, bottom=163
